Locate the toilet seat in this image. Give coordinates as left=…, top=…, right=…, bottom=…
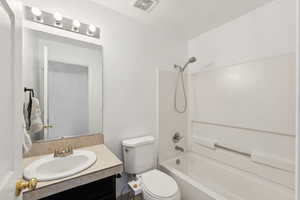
left=141, top=169, right=178, bottom=199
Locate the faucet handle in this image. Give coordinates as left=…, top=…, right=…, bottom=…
left=53, top=148, right=59, bottom=157
left=53, top=146, right=74, bottom=157
left=172, top=132, right=184, bottom=143
left=67, top=146, right=73, bottom=154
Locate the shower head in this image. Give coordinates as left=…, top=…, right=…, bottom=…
left=182, top=57, right=197, bottom=71
left=188, top=57, right=197, bottom=63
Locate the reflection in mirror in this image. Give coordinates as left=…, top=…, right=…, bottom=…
left=23, top=29, right=102, bottom=142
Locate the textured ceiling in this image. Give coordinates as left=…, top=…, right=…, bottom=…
left=90, top=0, right=274, bottom=39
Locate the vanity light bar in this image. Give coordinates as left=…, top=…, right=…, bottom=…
left=24, top=6, right=100, bottom=39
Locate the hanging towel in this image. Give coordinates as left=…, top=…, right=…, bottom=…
left=22, top=110, right=32, bottom=153
left=24, top=97, right=43, bottom=135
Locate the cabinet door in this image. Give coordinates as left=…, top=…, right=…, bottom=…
left=0, top=0, right=23, bottom=199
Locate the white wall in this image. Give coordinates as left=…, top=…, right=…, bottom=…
left=22, top=0, right=187, bottom=195
left=188, top=0, right=296, bottom=196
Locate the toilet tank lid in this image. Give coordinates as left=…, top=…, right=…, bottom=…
left=122, top=136, right=155, bottom=147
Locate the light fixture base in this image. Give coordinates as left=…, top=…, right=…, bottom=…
left=24, top=6, right=100, bottom=39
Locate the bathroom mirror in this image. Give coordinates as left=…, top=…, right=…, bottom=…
left=23, top=29, right=103, bottom=142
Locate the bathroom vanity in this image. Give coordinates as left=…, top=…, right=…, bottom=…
left=22, top=134, right=123, bottom=200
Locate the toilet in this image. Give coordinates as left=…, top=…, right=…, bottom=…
left=122, top=136, right=180, bottom=200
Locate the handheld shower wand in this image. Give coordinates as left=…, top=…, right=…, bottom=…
left=174, top=57, right=197, bottom=113
left=182, top=57, right=197, bottom=71
left=174, top=57, right=197, bottom=72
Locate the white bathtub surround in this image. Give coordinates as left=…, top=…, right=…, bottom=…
left=193, top=136, right=217, bottom=150
left=194, top=136, right=295, bottom=172
left=188, top=43, right=295, bottom=191
left=188, top=0, right=296, bottom=73
left=251, top=151, right=294, bottom=173
left=190, top=54, right=296, bottom=136
left=160, top=152, right=294, bottom=200
left=184, top=0, right=296, bottom=198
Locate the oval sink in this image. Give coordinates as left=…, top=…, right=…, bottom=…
left=24, top=150, right=97, bottom=181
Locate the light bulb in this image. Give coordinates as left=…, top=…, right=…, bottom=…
left=73, top=20, right=81, bottom=28
left=72, top=20, right=81, bottom=32
left=31, top=7, right=43, bottom=22
left=88, top=24, right=96, bottom=35
left=31, top=7, right=42, bottom=17
left=54, top=12, right=63, bottom=21
left=53, top=12, right=63, bottom=27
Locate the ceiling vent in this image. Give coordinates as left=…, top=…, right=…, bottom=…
left=131, top=0, right=159, bottom=12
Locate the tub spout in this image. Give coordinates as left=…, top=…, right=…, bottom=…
left=175, top=145, right=184, bottom=152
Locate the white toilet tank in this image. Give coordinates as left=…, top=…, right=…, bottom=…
left=122, top=136, right=155, bottom=175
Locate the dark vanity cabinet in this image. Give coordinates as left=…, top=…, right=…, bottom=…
left=40, top=176, right=116, bottom=200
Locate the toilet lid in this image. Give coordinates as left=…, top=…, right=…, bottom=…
left=141, top=170, right=178, bottom=198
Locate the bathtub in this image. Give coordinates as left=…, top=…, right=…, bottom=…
left=159, top=152, right=293, bottom=200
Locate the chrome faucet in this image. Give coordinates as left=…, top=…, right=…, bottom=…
left=54, top=146, right=74, bottom=157
left=175, top=145, right=184, bottom=152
